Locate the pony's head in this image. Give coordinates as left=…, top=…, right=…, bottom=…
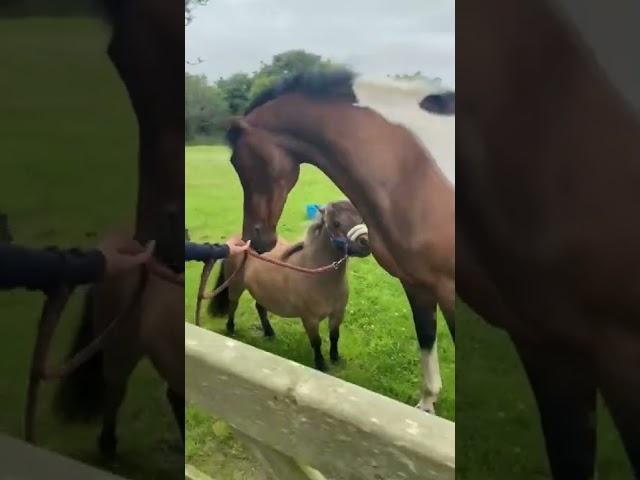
left=228, top=118, right=300, bottom=253
left=314, top=200, right=371, bottom=258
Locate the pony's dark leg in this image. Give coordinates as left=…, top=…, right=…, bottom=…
left=166, top=387, right=185, bottom=441
left=99, top=349, right=142, bottom=459
left=403, top=284, right=441, bottom=414
left=226, top=299, right=239, bottom=335
left=255, top=302, right=275, bottom=338
left=302, top=318, right=325, bottom=371
left=514, top=338, right=597, bottom=479
left=329, top=309, right=344, bottom=363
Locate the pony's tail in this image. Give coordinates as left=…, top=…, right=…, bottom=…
left=209, top=264, right=230, bottom=317
left=53, top=287, right=105, bottom=422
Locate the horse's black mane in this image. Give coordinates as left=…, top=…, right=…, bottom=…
left=245, top=68, right=357, bottom=115
left=227, top=68, right=357, bottom=145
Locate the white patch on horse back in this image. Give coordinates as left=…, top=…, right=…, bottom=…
left=353, top=76, right=455, bottom=186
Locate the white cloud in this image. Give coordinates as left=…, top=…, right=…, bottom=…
left=186, top=0, right=455, bottom=87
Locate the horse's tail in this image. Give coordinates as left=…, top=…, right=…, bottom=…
left=209, top=263, right=230, bottom=317
left=53, top=287, right=104, bottom=422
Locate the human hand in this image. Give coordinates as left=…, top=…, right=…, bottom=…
left=98, top=233, right=155, bottom=276
left=226, top=238, right=251, bottom=257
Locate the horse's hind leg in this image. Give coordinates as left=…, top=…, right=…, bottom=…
left=436, top=277, right=455, bottom=342
left=597, top=332, right=640, bottom=476
left=514, top=338, right=597, bottom=479
left=302, top=318, right=325, bottom=371
left=329, top=308, right=345, bottom=363
left=403, top=284, right=442, bottom=414
left=255, top=302, right=275, bottom=338
left=166, top=387, right=185, bottom=441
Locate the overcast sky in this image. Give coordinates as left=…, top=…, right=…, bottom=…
left=186, top=0, right=454, bottom=87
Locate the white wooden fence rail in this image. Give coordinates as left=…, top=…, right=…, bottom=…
left=0, top=434, right=127, bottom=479
left=185, top=322, right=455, bottom=480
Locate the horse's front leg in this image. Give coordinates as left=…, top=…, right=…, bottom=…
left=403, top=284, right=442, bottom=414
left=514, top=337, right=597, bottom=479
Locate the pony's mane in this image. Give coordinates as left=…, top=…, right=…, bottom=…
left=279, top=212, right=326, bottom=261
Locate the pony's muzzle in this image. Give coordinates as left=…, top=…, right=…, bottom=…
left=347, top=224, right=371, bottom=257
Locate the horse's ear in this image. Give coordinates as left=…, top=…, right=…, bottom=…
left=419, top=92, right=455, bottom=115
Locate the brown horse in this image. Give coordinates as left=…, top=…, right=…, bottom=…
left=211, top=200, right=371, bottom=371
left=48, top=0, right=184, bottom=459
left=452, top=0, right=640, bottom=477
left=225, top=69, right=455, bottom=413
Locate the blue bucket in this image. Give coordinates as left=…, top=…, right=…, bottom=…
left=306, top=204, right=322, bottom=220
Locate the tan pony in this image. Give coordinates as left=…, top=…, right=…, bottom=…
left=211, top=200, right=371, bottom=371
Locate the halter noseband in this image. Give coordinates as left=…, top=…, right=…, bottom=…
left=326, top=220, right=369, bottom=256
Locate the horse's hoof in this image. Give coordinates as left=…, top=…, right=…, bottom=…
left=330, top=353, right=342, bottom=364
left=226, top=325, right=235, bottom=336
left=98, top=432, right=117, bottom=460
left=264, top=329, right=276, bottom=339
left=315, top=359, right=327, bottom=372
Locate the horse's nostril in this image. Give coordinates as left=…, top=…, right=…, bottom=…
left=359, top=237, right=369, bottom=247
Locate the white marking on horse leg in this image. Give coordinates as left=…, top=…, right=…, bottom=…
left=416, top=338, right=442, bottom=414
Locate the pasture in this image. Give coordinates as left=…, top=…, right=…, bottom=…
left=0, top=18, right=181, bottom=479
left=184, top=145, right=456, bottom=476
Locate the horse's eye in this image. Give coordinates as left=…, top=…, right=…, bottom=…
left=333, top=221, right=341, bottom=229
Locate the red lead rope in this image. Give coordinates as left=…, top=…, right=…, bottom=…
left=194, top=248, right=348, bottom=326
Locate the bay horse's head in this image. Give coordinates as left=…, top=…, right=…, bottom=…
left=226, top=68, right=358, bottom=254
left=228, top=118, right=300, bottom=253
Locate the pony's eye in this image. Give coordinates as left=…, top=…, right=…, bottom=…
left=333, top=221, right=341, bottom=229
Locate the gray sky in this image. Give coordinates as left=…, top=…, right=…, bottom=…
left=186, top=0, right=454, bottom=87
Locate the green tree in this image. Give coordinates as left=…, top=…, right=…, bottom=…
left=185, top=72, right=229, bottom=143
left=216, top=73, right=252, bottom=115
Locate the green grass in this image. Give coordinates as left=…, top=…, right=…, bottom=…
left=184, top=145, right=456, bottom=476
left=0, top=18, right=181, bottom=479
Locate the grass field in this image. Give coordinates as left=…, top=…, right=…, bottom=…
left=184, top=145, right=456, bottom=476
left=0, top=18, right=181, bottom=479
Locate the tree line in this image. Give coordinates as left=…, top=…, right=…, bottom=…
left=186, top=49, right=442, bottom=144
left=186, top=49, right=341, bottom=144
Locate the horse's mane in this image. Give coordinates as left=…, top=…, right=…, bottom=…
left=227, top=68, right=357, bottom=146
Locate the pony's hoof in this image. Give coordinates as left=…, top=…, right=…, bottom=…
left=416, top=401, right=437, bottom=415
left=330, top=353, right=342, bottom=364
left=226, top=325, right=236, bottom=336
left=98, top=432, right=117, bottom=460
left=315, top=359, right=327, bottom=372
left=264, top=330, right=276, bottom=339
